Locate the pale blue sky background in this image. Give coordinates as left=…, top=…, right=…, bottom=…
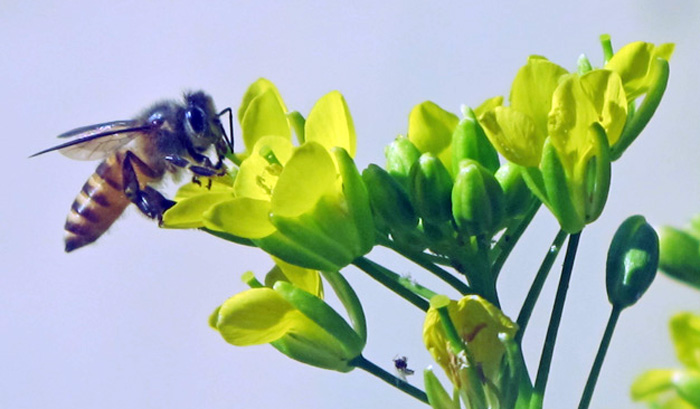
left=2, top=1, right=700, bottom=408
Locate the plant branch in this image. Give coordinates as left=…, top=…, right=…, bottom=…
left=577, top=306, right=622, bottom=409
left=516, top=229, right=568, bottom=343
left=353, top=257, right=432, bottom=311
left=380, top=237, right=472, bottom=295
left=351, top=355, right=429, bottom=405
left=530, top=231, right=582, bottom=409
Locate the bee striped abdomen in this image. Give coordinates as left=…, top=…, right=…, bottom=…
left=64, top=154, right=130, bottom=252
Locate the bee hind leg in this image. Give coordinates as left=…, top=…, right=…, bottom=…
left=123, top=151, right=174, bottom=222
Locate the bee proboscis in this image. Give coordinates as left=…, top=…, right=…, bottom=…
left=32, top=91, right=233, bottom=252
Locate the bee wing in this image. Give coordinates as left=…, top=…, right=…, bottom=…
left=31, top=120, right=154, bottom=161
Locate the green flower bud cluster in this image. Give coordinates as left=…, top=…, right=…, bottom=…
left=366, top=103, right=535, bottom=258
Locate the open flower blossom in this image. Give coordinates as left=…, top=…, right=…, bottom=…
left=477, top=41, right=672, bottom=233
left=210, top=257, right=365, bottom=372
left=163, top=79, right=374, bottom=271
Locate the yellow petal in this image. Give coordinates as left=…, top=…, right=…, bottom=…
left=162, top=192, right=235, bottom=229
left=605, top=42, right=675, bottom=100
left=238, top=78, right=288, bottom=124
left=233, top=155, right=277, bottom=201
left=474, top=95, right=504, bottom=117
left=271, top=142, right=337, bottom=218
left=267, top=256, right=323, bottom=297
left=510, top=57, right=569, bottom=139
left=548, top=74, right=600, bottom=172
left=214, top=288, right=300, bottom=345
left=479, top=106, right=543, bottom=167
left=577, top=70, right=627, bottom=147
left=204, top=197, right=276, bottom=238
left=305, top=91, right=357, bottom=157
left=241, top=87, right=291, bottom=152
left=173, top=176, right=235, bottom=201
left=408, top=101, right=459, bottom=170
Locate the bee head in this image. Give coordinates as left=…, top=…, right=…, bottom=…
left=183, top=91, right=226, bottom=155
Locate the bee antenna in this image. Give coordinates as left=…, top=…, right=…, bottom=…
left=217, top=107, right=235, bottom=154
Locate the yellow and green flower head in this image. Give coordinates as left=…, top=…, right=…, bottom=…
left=423, top=295, right=518, bottom=387
left=477, top=40, right=672, bottom=233
left=164, top=79, right=374, bottom=271
left=210, top=257, right=366, bottom=372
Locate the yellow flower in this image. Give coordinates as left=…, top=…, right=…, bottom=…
left=423, top=295, right=518, bottom=387
left=478, top=55, right=628, bottom=233
left=164, top=79, right=374, bottom=271
left=210, top=258, right=365, bottom=372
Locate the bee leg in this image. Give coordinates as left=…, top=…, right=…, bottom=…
left=122, top=151, right=175, bottom=221
left=165, top=154, right=225, bottom=177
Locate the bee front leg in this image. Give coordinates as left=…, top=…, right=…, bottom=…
left=123, top=151, right=175, bottom=222
left=164, top=154, right=225, bottom=190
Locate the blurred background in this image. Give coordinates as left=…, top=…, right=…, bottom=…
left=2, top=1, right=699, bottom=408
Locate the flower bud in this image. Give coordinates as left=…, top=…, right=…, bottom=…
left=451, top=107, right=499, bottom=175
left=495, top=162, right=534, bottom=220
left=410, top=153, right=453, bottom=224
left=658, top=225, right=700, bottom=290
left=606, top=215, right=659, bottom=309
left=385, top=136, right=421, bottom=189
left=362, top=164, right=420, bottom=243
left=451, top=160, right=505, bottom=237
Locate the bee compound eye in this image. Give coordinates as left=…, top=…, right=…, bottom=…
left=186, top=106, right=207, bottom=135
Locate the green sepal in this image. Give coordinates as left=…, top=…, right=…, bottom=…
left=288, top=111, right=306, bottom=144
left=333, top=147, right=376, bottom=256
left=270, top=335, right=354, bottom=372
left=659, top=226, right=700, bottom=290
left=583, top=123, right=612, bottom=223
left=321, top=270, right=367, bottom=344
left=606, top=215, right=659, bottom=310
left=362, top=164, right=420, bottom=241
left=495, top=162, right=534, bottom=220
left=424, top=368, right=460, bottom=409
left=410, top=153, right=454, bottom=224
left=611, top=58, right=670, bottom=161
left=273, top=281, right=365, bottom=358
left=254, top=231, right=342, bottom=272
left=540, top=138, right=584, bottom=234
left=270, top=209, right=356, bottom=270
left=451, top=107, right=500, bottom=175
left=451, top=160, right=505, bottom=237
left=385, top=136, right=421, bottom=189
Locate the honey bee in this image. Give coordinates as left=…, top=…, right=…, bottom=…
left=32, top=91, right=234, bottom=252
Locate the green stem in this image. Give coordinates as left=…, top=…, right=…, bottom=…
left=577, top=306, right=622, bottom=409
left=380, top=237, right=472, bottom=295
left=353, top=257, right=432, bottom=311
left=350, top=355, right=429, bottom=405
left=492, top=200, right=541, bottom=279
left=530, top=232, right=582, bottom=409
left=516, top=229, right=568, bottom=343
